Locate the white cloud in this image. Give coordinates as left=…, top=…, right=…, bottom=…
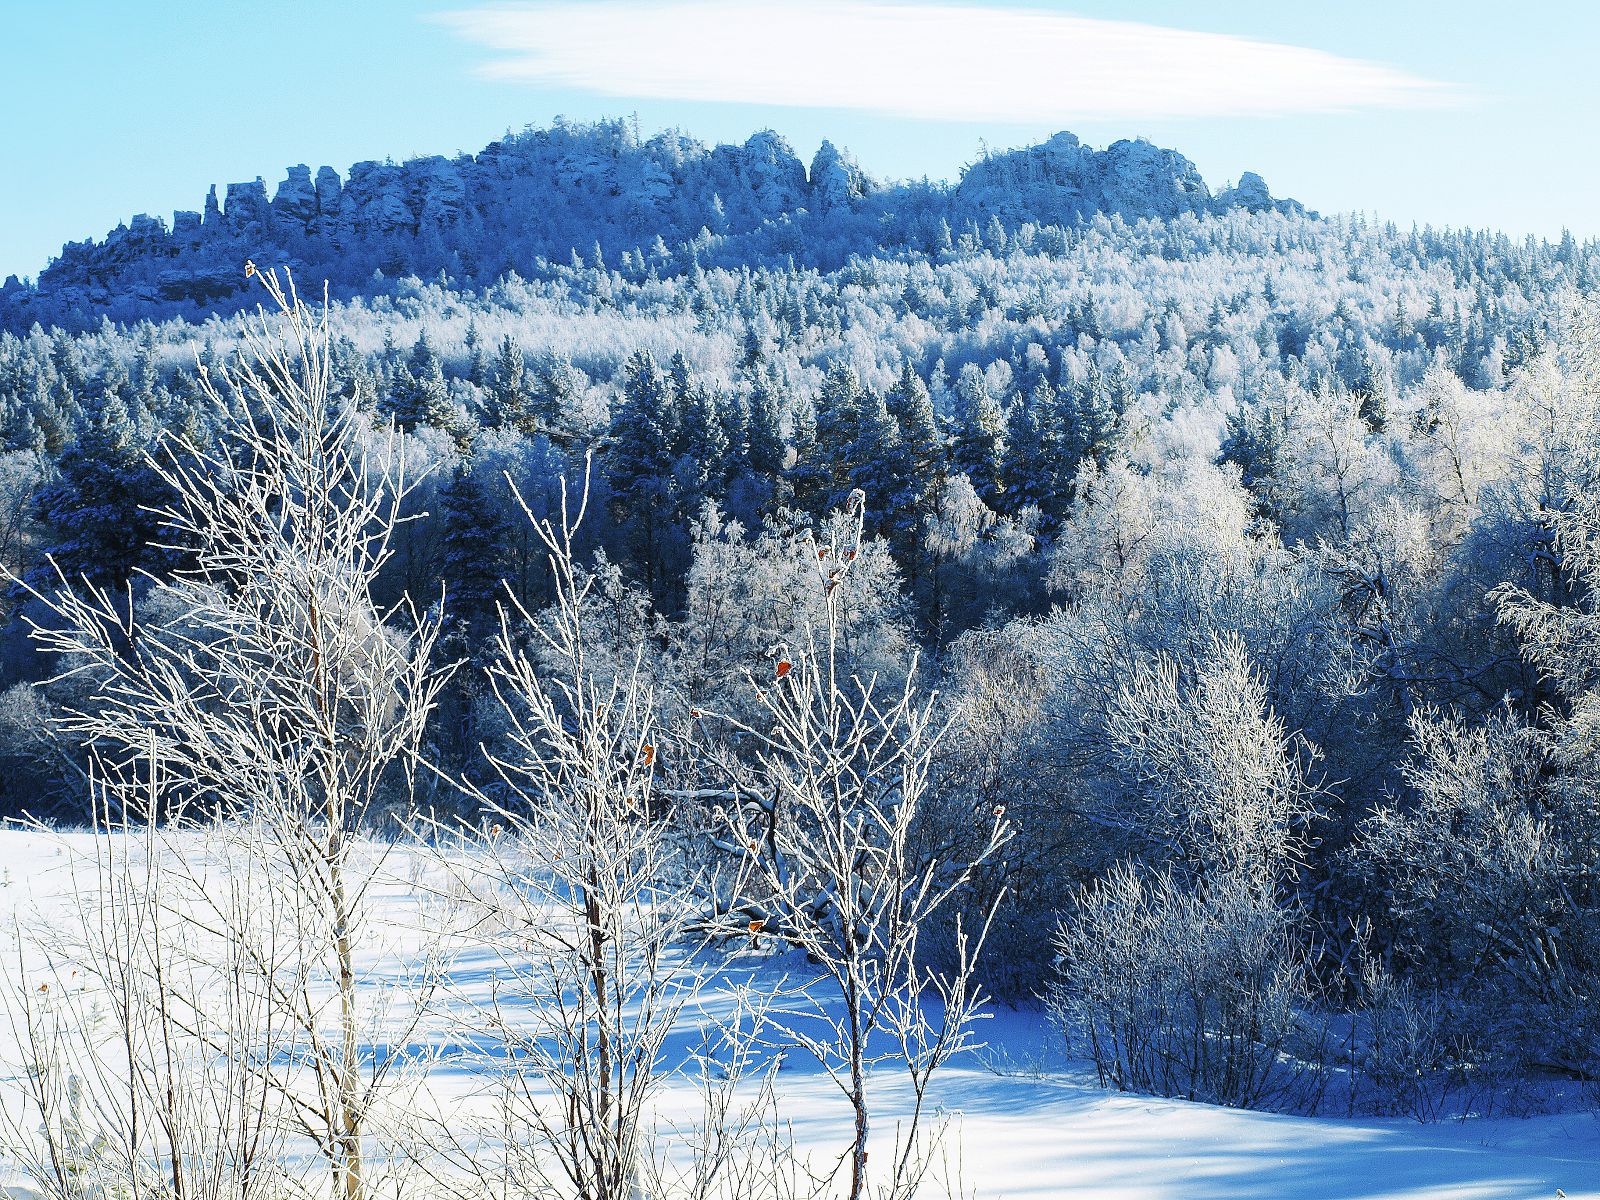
left=435, top=1, right=1460, bottom=123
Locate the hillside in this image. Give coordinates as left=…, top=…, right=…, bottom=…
left=2, top=119, right=1302, bottom=328
left=2, top=117, right=1600, bottom=1171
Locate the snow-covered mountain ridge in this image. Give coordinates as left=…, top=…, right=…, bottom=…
left=6, top=119, right=1299, bottom=324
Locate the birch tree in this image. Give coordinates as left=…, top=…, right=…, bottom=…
left=704, top=493, right=1011, bottom=1200
left=7, top=268, right=453, bottom=1200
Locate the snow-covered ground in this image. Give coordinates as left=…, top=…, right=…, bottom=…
left=0, top=829, right=1595, bottom=1200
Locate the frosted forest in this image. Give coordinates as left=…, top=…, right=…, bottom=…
left=0, top=116, right=1598, bottom=1197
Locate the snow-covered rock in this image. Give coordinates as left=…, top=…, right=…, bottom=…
left=408, top=155, right=468, bottom=229
left=342, top=160, right=412, bottom=238
left=809, top=140, right=870, bottom=213
left=954, top=131, right=1215, bottom=225
left=1215, top=169, right=1306, bottom=217
left=10, top=120, right=1305, bottom=325
left=314, top=165, right=343, bottom=221
left=272, top=164, right=319, bottom=227
left=711, top=130, right=810, bottom=220
left=223, top=178, right=272, bottom=235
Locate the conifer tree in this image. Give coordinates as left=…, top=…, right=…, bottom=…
left=813, top=361, right=868, bottom=509
left=741, top=319, right=773, bottom=371
left=786, top=400, right=826, bottom=515
left=674, top=381, right=728, bottom=500
left=951, top=363, right=1006, bottom=508
left=464, top=320, right=491, bottom=388
left=1002, top=394, right=1051, bottom=516
left=1219, top=405, right=1288, bottom=524
left=1354, top=350, right=1390, bottom=433
left=530, top=350, right=585, bottom=435
left=345, top=353, right=379, bottom=414
left=24, top=376, right=72, bottom=453
left=48, top=330, right=88, bottom=406
left=746, top=370, right=788, bottom=480
left=8, top=408, right=45, bottom=456
left=29, top=387, right=175, bottom=592
left=1031, top=379, right=1078, bottom=522
left=438, top=464, right=509, bottom=642
left=666, top=351, right=695, bottom=417
left=1073, top=362, right=1123, bottom=470
left=607, top=350, right=677, bottom=593
left=385, top=332, right=452, bottom=431
left=846, top=388, right=905, bottom=536
left=488, top=335, right=530, bottom=431
left=885, top=360, right=944, bottom=504
left=132, top=327, right=160, bottom=409
left=719, top=390, right=750, bottom=475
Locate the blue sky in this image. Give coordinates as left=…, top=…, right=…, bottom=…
left=3, top=1, right=1594, bottom=281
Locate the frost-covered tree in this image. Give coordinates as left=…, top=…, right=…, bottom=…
left=11, top=272, right=453, bottom=1200
left=606, top=350, right=678, bottom=595
left=885, top=360, right=944, bottom=505
left=1050, top=636, right=1323, bottom=1108
left=950, top=364, right=1005, bottom=509
left=437, top=462, right=509, bottom=641
left=486, top=334, right=530, bottom=431
left=29, top=385, right=175, bottom=592
left=701, top=497, right=1009, bottom=1200
left=1355, top=708, right=1555, bottom=998
left=385, top=330, right=453, bottom=431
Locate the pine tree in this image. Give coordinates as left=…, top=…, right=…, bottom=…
left=719, top=391, right=750, bottom=476
left=666, top=351, right=695, bottom=416
left=24, top=375, right=72, bottom=454
left=49, top=330, right=88, bottom=405
left=984, top=214, right=1008, bottom=254
left=884, top=359, right=947, bottom=536
left=488, top=335, right=530, bottom=431
left=29, top=387, right=176, bottom=592
left=846, top=389, right=905, bottom=536
left=813, top=361, right=867, bottom=510
left=886, top=360, right=942, bottom=473
left=8, top=408, right=45, bottom=455
left=1219, top=405, right=1288, bottom=525
left=675, top=382, right=729, bottom=499
left=464, top=320, right=491, bottom=388
left=741, top=321, right=770, bottom=372
left=1354, top=350, right=1390, bottom=433
left=530, top=350, right=585, bottom=434
left=786, top=400, right=826, bottom=516
left=607, top=351, right=678, bottom=593
left=1073, top=362, right=1124, bottom=469
left=746, top=371, right=788, bottom=479
left=950, top=364, right=1005, bottom=508
left=1031, top=379, right=1078, bottom=522
left=132, top=327, right=160, bottom=409
left=1001, top=394, right=1051, bottom=516
left=344, top=353, right=379, bottom=414
left=438, top=464, right=509, bottom=642
left=385, top=332, right=452, bottom=430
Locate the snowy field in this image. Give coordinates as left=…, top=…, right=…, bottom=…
left=0, top=829, right=1596, bottom=1200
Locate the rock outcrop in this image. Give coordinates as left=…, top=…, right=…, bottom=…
left=953, top=132, right=1215, bottom=225
left=1214, top=171, right=1304, bottom=217
left=13, top=120, right=1303, bottom=327
left=272, top=165, right=319, bottom=226
left=809, top=141, right=869, bottom=214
